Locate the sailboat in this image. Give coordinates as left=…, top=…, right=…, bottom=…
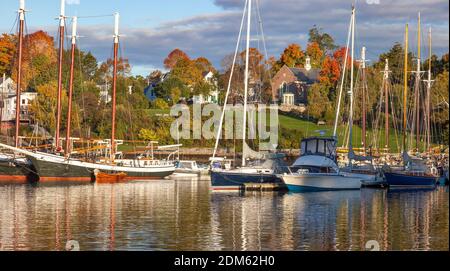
left=0, top=7, right=175, bottom=182
left=383, top=14, right=438, bottom=188
left=280, top=6, right=364, bottom=192
left=339, top=45, right=384, bottom=185
left=209, top=0, right=285, bottom=191
left=0, top=0, right=37, bottom=183
left=326, top=6, right=382, bottom=185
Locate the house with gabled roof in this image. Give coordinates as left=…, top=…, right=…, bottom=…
left=271, top=57, right=320, bottom=106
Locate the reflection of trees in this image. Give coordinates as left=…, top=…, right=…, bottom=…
left=0, top=184, right=447, bottom=251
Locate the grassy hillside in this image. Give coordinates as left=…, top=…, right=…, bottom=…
left=279, top=114, right=402, bottom=152
left=144, top=107, right=403, bottom=152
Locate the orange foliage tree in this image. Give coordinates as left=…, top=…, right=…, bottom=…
left=0, top=33, right=16, bottom=76
left=164, top=49, right=189, bottom=69
left=11, top=30, right=57, bottom=91
left=305, top=42, right=323, bottom=68
left=279, top=43, right=305, bottom=69
left=318, top=47, right=352, bottom=86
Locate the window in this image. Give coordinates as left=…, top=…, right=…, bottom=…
left=22, top=99, right=26, bottom=105
left=279, top=82, right=288, bottom=99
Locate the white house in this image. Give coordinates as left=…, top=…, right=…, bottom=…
left=192, top=71, right=219, bottom=104
left=0, top=76, right=37, bottom=122
left=97, top=83, right=112, bottom=104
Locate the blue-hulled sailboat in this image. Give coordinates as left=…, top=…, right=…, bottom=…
left=383, top=15, right=438, bottom=188
left=209, top=0, right=285, bottom=191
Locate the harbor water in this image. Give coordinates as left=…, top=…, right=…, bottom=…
left=0, top=180, right=448, bottom=251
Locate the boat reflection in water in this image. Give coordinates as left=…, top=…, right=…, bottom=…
left=0, top=182, right=447, bottom=251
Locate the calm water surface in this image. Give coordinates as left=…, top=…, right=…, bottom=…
left=0, top=180, right=448, bottom=251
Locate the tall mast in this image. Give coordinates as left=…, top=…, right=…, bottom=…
left=424, top=27, right=433, bottom=152
left=1, top=73, right=5, bottom=124
left=14, top=0, right=25, bottom=148
left=65, top=17, right=77, bottom=158
left=55, top=0, right=65, bottom=151
left=241, top=0, right=251, bottom=167
left=348, top=6, right=355, bottom=155
left=333, top=7, right=353, bottom=137
left=414, top=12, right=421, bottom=152
left=211, top=0, right=248, bottom=161
left=360, top=46, right=367, bottom=152
left=110, top=12, right=119, bottom=162
left=402, top=24, right=409, bottom=153
left=383, top=59, right=391, bottom=149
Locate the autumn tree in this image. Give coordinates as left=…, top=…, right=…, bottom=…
left=147, top=70, right=162, bottom=83
left=194, top=57, right=215, bottom=73
left=171, top=58, right=203, bottom=86
left=319, top=56, right=340, bottom=86
left=164, top=49, right=189, bottom=69
left=306, top=83, right=333, bottom=121
left=0, top=34, right=16, bottom=76
left=305, top=42, right=323, bottom=68
left=308, top=26, right=337, bottom=54
left=29, top=80, right=67, bottom=135
left=276, top=44, right=305, bottom=71
left=96, top=57, right=131, bottom=83
left=239, top=48, right=265, bottom=82
left=11, top=30, right=57, bottom=91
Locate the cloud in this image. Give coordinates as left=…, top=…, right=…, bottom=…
left=24, top=0, right=450, bottom=75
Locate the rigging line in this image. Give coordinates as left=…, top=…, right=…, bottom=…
left=118, top=39, right=138, bottom=159
left=8, top=15, right=19, bottom=35
left=255, top=0, right=272, bottom=86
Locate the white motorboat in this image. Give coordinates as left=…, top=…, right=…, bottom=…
left=280, top=137, right=363, bottom=192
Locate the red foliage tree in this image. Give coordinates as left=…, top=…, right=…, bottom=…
left=164, top=49, right=189, bottom=70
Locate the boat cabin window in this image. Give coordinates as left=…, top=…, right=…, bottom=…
left=300, top=138, right=337, bottom=160
left=179, top=162, right=192, bottom=169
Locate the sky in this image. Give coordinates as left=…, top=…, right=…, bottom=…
left=1, top=0, right=449, bottom=76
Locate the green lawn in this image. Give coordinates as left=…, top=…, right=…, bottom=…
left=143, top=107, right=404, bottom=152
left=278, top=114, right=403, bottom=152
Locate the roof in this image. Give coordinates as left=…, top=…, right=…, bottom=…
left=0, top=77, right=13, bottom=85
left=202, top=71, right=212, bottom=77
left=288, top=67, right=320, bottom=84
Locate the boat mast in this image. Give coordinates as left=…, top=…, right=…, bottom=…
left=211, top=0, right=248, bottom=161
left=402, top=24, right=409, bottom=153
left=424, top=27, right=433, bottom=152
left=1, top=73, right=5, bottom=124
left=65, top=17, right=77, bottom=158
left=55, top=0, right=65, bottom=151
left=110, top=12, right=120, bottom=163
left=348, top=6, right=355, bottom=158
left=383, top=59, right=391, bottom=150
left=333, top=10, right=353, bottom=137
left=414, top=12, right=422, bottom=153
left=360, top=46, right=367, bottom=152
left=241, top=0, right=252, bottom=167
left=14, top=0, right=25, bottom=148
